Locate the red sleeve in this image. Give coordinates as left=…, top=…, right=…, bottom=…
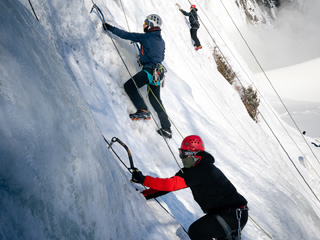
left=144, top=175, right=187, bottom=192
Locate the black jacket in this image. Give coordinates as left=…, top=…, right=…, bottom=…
left=143, top=151, right=247, bottom=213
left=178, top=151, right=247, bottom=212
left=180, top=8, right=200, bottom=29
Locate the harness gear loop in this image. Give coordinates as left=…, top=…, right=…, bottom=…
left=144, top=63, right=167, bottom=86
left=236, top=208, right=242, bottom=240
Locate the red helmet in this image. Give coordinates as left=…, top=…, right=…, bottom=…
left=191, top=4, right=196, bottom=9
left=180, top=135, right=205, bottom=152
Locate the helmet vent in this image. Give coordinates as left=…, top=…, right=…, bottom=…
left=180, top=135, right=205, bottom=152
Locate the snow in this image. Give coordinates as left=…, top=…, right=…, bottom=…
left=1, top=0, right=320, bottom=239
left=255, top=58, right=320, bottom=138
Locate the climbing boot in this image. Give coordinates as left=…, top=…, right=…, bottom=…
left=157, top=128, right=172, bottom=139
left=129, top=109, right=151, bottom=120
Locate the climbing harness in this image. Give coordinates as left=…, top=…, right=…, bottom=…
left=130, top=40, right=166, bottom=87
left=152, top=63, right=167, bottom=87
left=214, top=206, right=248, bottom=240
left=144, top=63, right=167, bottom=87
left=131, top=42, right=167, bottom=87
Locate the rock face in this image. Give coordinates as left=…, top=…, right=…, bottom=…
left=262, top=0, right=281, bottom=7
left=235, top=0, right=291, bottom=24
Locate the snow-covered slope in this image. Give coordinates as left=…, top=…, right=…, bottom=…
left=255, top=58, right=320, bottom=138
left=1, top=0, right=320, bottom=239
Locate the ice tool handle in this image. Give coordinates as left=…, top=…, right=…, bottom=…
left=109, top=137, right=136, bottom=172
left=90, top=0, right=105, bottom=23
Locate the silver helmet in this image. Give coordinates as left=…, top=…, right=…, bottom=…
left=145, top=14, right=162, bottom=28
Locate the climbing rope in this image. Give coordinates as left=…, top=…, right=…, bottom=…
left=218, top=0, right=320, bottom=191
left=92, top=2, right=319, bottom=238
left=185, top=0, right=320, bottom=170
left=214, top=0, right=320, bottom=165
left=249, top=215, right=273, bottom=239
left=162, top=13, right=270, bottom=165
left=185, top=0, right=320, bottom=201
left=172, top=1, right=319, bottom=236
left=158, top=23, right=278, bottom=240
left=27, top=0, right=39, bottom=22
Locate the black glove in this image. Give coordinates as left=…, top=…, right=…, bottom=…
left=102, top=22, right=111, bottom=31
left=131, top=169, right=145, bottom=184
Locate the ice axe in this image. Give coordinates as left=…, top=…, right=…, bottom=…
left=104, top=136, right=137, bottom=172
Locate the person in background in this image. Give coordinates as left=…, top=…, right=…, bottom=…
left=176, top=4, right=202, bottom=50
left=102, top=14, right=172, bottom=139
left=131, top=135, right=248, bottom=240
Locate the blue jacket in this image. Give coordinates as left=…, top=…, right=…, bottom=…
left=109, top=26, right=165, bottom=69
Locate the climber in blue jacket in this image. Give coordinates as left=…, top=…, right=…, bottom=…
left=102, top=14, right=172, bottom=139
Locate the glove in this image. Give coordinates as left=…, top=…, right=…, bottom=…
left=131, top=169, right=145, bottom=184
left=102, top=22, right=111, bottom=31
left=176, top=3, right=181, bottom=10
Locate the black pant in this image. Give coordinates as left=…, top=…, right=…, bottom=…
left=188, top=208, right=248, bottom=240
left=123, top=69, right=171, bottom=130
left=190, top=28, right=201, bottom=47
